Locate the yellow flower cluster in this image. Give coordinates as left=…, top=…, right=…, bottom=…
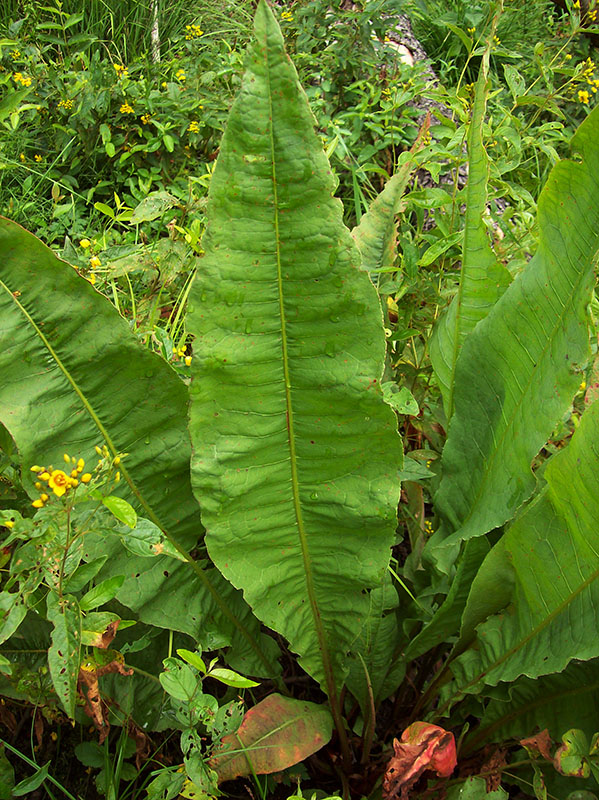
left=187, top=120, right=200, bottom=133
left=10, top=50, right=21, bottom=60
left=95, top=444, right=125, bottom=482
left=141, top=113, right=152, bottom=124
left=13, top=72, right=32, bottom=87
left=589, top=8, right=597, bottom=21
left=467, top=26, right=476, bottom=35
left=185, top=23, right=203, bottom=39
left=574, top=57, right=599, bottom=101
left=173, top=346, right=192, bottom=366
left=58, top=98, right=73, bottom=110
left=113, top=64, right=128, bottom=78
left=120, top=102, right=134, bottom=114
left=424, top=519, right=434, bottom=535
left=30, top=454, right=91, bottom=507
left=281, top=10, right=294, bottom=21
left=175, top=68, right=186, bottom=82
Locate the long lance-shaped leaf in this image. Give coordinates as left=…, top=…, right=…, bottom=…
left=187, top=0, right=401, bottom=716
left=430, top=10, right=510, bottom=421
left=351, top=118, right=429, bottom=282
left=0, top=219, right=275, bottom=676
left=441, top=399, right=599, bottom=708
left=427, top=105, right=599, bottom=570
left=463, top=659, right=599, bottom=752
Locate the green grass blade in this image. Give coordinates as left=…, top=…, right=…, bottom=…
left=429, top=105, right=599, bottom=570
left=187, top=0, right=401, bottom=709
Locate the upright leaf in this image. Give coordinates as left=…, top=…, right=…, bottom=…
left=0, top=219, right=274, bottom=676
left=352, top=120, right=429, bottom=281
left=47, top=591, right=81, bottom=717
left=446, top=399, right=599, bottom=703
left=429, top=105, right=599, bottom=569
left=187, top=0, right=401, bottom=707
left=430, top=17, right=511, bottom=419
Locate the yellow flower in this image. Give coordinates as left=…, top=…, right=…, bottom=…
left=34, top=154, right=42, bottom=162
left=589, top=8, right=597, bottom=20
left=32, top=499, right=44, bottom=508
left=89, top=256, right=101, bottom=269
left=113, top=64, right=128, bottom=78
left=493, top=35, right=501, bottom=46
left=58, top=98, right=73, bottom=110
left=89, top=273, right=96, bottom=285
left=187, top=120, right=200, bottom=133
left=40, top=471, right=50, bottom=481
left=565, top=53, right=572, bottom=60
left=19, top=153, right=26, bottom=162
left=77, top=458, right=85, bottom=471
left=81, top=473, right=92, bottom=483
left=185, top=23, right=204, bottom=39
left=48, top=470, right=70, bottom=497
left=184, top=355, right=192, bottom=366
left=175, top=68, right=186, bottom=82
left=120, top=102, right=134, bottom=114
left=578, top=89, right=590, bottom=104
left=79, top=238, right=91, bottom=248
left=281, top=10, right=294, bottom=21
left=12, top=72, right=32, bottom=87
left=141, top=113, right=151, bottom=124
left=3, top=520, right=15, bottom=529
left=467, top=26, right=476, bottom=34
left=10, top=50, right=20, bottom=60
left=161, top=81, right=168, bottom=88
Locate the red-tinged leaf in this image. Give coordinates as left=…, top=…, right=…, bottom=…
left=554, top=729, right=591, bottom=778
left=520, top=729, right=554, bottom=761
left=383, top=722, right=457, bottom=800
left=210, top=693, right=333, bottom=783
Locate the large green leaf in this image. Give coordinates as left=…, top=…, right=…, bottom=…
left=0, top=219, right=274, bottom=676
left=187, top=0, right=401, bottom=704
left=445, top=399, right=599, bottom=703
left=428, top=105, right=599, bottom=569
left=429, top=23, right=511, bottom=420
left=345, top=575, right=406, bottom=720
left=465, top=659, right=599, bottom=751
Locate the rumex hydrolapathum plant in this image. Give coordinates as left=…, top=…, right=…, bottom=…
left=185, top=0, right=402, bottom=753
left=2, top=1, right=599, bottom=796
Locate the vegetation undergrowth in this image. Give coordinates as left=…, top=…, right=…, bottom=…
left=1, top=1, right=599, bottom=799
